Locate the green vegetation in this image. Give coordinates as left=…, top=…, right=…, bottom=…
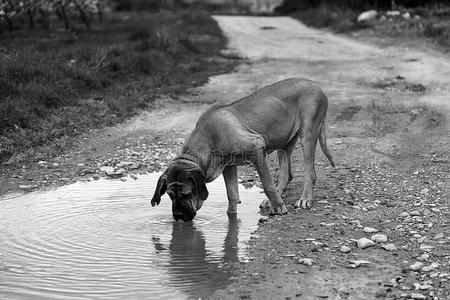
left=276, top=0, right=450, bottom=49
left=0, top=10, right=235, bottom=164
left=276, top=0, right=450, bottom=30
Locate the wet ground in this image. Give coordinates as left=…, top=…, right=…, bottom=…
left=1, top=15, right=449, bottom=300
left=0, top=174, right=263, bottom=299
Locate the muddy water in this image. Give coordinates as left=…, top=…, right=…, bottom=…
left=0, top=173, right=264, bottom=299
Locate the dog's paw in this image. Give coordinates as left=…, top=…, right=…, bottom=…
left=269, top=202, right=288, bottom=215
left=294, top=199, right=312, bottom=209
left=259, top=199, right=270, bottom=209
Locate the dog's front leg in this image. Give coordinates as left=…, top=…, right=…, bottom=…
left=223, top=165, right=240, bottom=215
left=254, top=150, right=288, bottom=215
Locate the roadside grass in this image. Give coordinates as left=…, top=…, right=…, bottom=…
left=0, top=10, right=236, bottom=164
left=285, top=3, right=450, bottom=51
left=289, top=3, right=361, bottom=32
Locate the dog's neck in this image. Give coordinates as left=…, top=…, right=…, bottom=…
left=176, top=150, right=224, bottom=183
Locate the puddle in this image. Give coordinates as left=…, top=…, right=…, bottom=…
left=0, top=173, right=264, bottom=299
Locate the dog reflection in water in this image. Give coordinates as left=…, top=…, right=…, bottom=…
left=152, top=215, right=240, bottom=298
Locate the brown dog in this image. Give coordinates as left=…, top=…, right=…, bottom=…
left=151, top=78, right=335, bottom=221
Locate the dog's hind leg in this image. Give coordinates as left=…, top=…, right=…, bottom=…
left=277, top=134, right=299, bottom=195
left=295, top=124, right=319, bottom=209
left=223, top=165, right=240, bottom=215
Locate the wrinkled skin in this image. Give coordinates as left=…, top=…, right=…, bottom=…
left=151, top=160, right=208, bottom=222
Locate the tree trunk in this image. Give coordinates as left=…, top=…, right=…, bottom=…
left=27, top=7, right=34, bottom=28
left=58, top=3, right=70, bottom=30
left=75, top=1, right=90, bottom=29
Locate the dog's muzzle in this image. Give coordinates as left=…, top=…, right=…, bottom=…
left=172, top=208, right=196, bottom=221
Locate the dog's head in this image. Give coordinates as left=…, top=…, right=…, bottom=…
left=151, top=160, right=208, bottom=221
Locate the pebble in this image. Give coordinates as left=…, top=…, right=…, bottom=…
left=419, top=244, right=433, bottom=251
left=356, top=238, right=375, bottom=249
left=419, top=187, right=429, bottom=194
left=298, top=258, right=314, bottom=266
left=421, top=262, right=439, bottom=272
left=371, top=234, right=388, bottom=243
left=349, top=260, right=371, bottom=268
left=410, top=262, right=424, bottom=271
left=258, top=216, right=269, bottom=223
left=99, top=166, right=114, bottom=173
left=18, top=185, right=33, bottom=190
left=418, top=253, right=429, bottom=261
left=399, top=212, right=410, bottom=218
left=410, top=210, right=421, bottom=216
left=381, top=243, right=397, bottom=251
left=363, top=227, right=378, bottom=233
left=340, top=245, right=351, bottom=253
left=410, top=293, right=426, bottom=300
left=433, top=232, right=444, bottom=240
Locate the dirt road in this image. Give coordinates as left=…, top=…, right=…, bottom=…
left=206, top=16, right=450, bottom=300
left=3, top=16, right=449, bottom=299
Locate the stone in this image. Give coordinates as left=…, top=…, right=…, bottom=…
left=410, top=262, right=424, bottom=271
left=422, top=262, right=439, bottom=272
left=363, top=227, right=378, bottom=233
left=381, top=243, right=397, bottom=251
left=410, top=293, right=426, bottom=300
left=410, top=210, right=421, bottom=216
left=105, top=168, right=125, bottom=179
left=18, top=185, right=33, bottom=190
left=399, top=212, right=409, bottom=218
left=371, top=234, right=388, bottom=243
left=418, top=253, right=429, bottom=261
left=433, top=232, right=444, bottom=240
left=258, top=216, right=269, bottom=223
left=356, top=238, right=375, bottom=249
left=419, top=244, right=433, bottom=251
left=420, top=187, right=429, bottom=194
left=340, top=245, right=351, bottom=253
left=357, top=10, right=378, bottom=23
left=349, top=260, right=371, bottom=268
left=99, top=166, right=114, bottom=173
left=298, top=258, right=314, bottom=266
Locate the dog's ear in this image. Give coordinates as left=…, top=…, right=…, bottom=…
left=189, top=169, right=208, bottom=201
left=151, top=172, right=167, bottom=207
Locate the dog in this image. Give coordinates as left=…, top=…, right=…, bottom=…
left=151, top=78, right=335, bottom=221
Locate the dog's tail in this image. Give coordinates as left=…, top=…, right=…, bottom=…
left=319, top=118, right=336, bottom=168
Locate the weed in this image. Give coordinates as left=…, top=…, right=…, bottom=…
left=0, top=10, right=236, bottom=165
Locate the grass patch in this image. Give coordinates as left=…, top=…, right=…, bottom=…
left=0, top=10, right=236, bottom=165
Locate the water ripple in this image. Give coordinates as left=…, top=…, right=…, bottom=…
left=0, top=173, right=263, bottom=299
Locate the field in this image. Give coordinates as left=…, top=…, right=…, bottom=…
left=0, top=9, right=235, bottom=165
